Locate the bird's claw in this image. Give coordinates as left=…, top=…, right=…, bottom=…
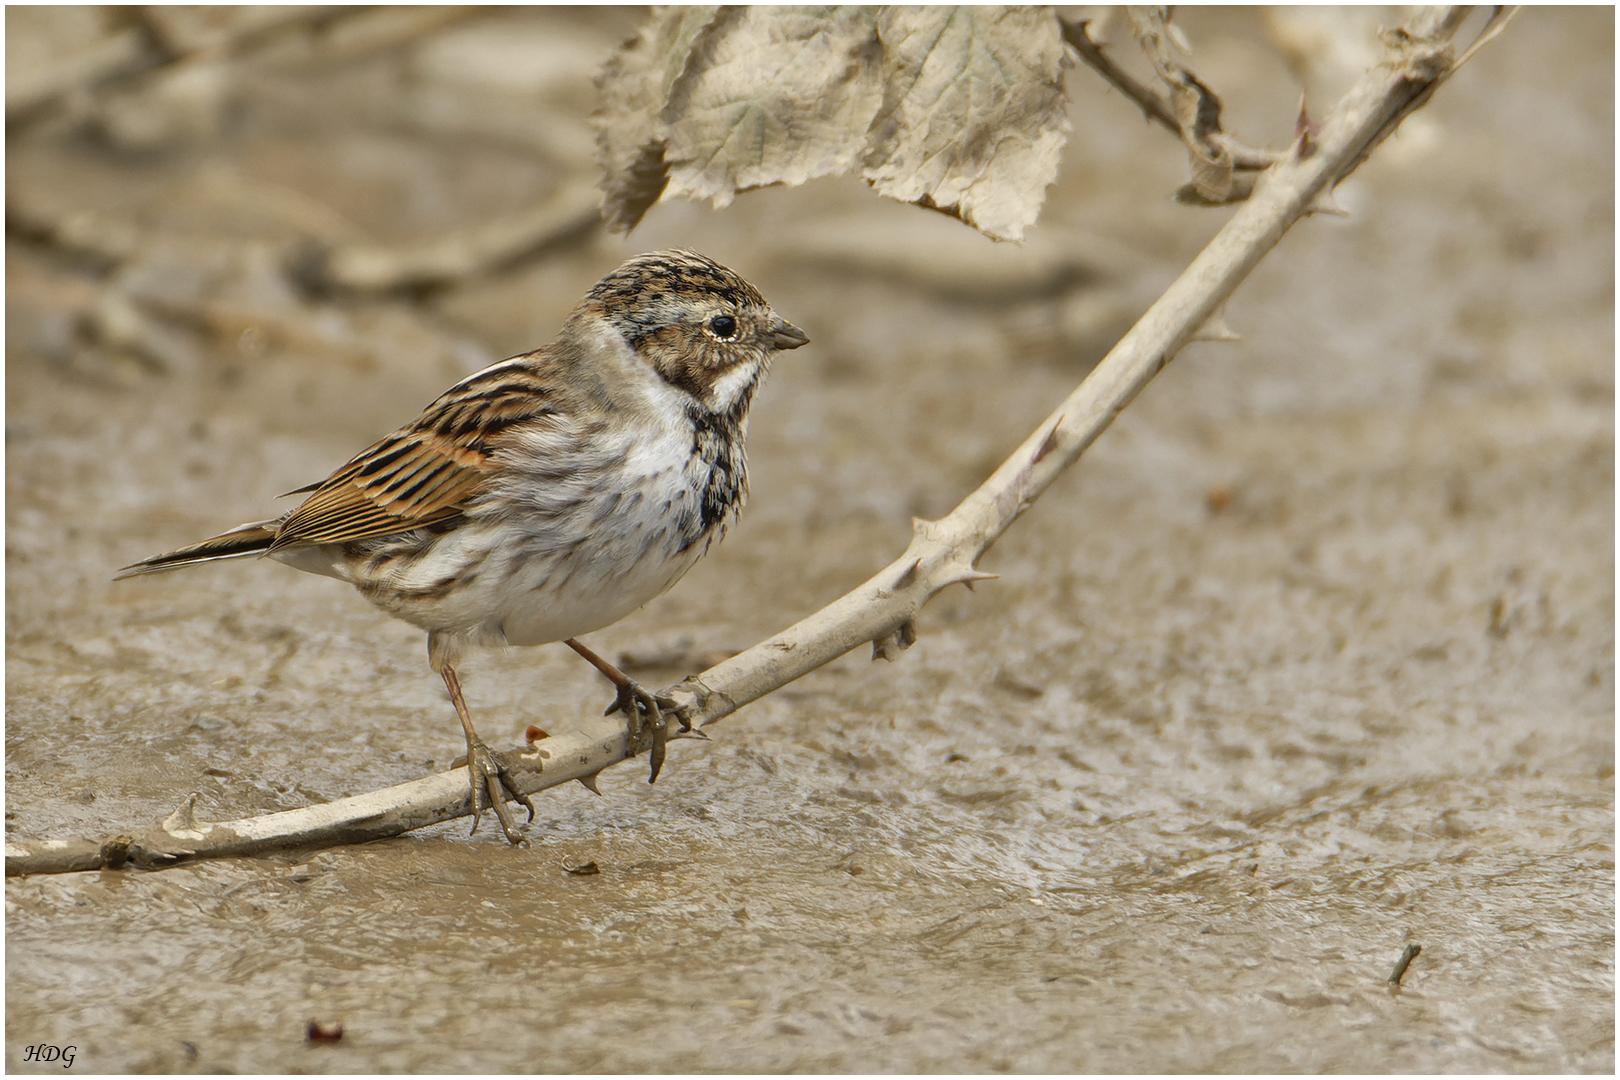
left=463, top=738, right=535, bottom=844
left=604, top=679, right=688, bottom=783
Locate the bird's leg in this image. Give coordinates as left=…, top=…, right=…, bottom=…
left=441, top=664, right=534, bottom=844
left=564, top=638, right=687, bottom=783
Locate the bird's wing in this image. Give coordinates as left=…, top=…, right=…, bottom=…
left=269, top=432, right=490, bottom=547
left=270, top=356, right=558, bottom=549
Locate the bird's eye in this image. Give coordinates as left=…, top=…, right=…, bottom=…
left=707, top=315, right=738, bottom=340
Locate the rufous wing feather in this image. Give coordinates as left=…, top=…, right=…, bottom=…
left=269, top=431, right=491, bottom=548
left=269, top=355, right=559, bottom=550
left=118, top=350, right=562, bottom=576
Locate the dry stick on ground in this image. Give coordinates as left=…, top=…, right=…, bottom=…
left=7, top=6, right=1512, bottom=878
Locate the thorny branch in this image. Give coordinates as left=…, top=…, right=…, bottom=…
left=7, top=7, right=1513, bottom=877
left=671, top=4, right=1515, bottom=725
left=1060, top=16, right=1282, bottom=179
left=1061, top=17, right=1181, bottom=135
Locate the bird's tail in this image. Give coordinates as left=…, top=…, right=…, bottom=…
left=114, top=520, right=281, bottom=579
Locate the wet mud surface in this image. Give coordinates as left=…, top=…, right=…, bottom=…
left=6, top=7, right=1614, bottom=1073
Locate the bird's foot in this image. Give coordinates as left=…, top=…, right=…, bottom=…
left=463, top=738, right=536, bottom=844
left=604, top=679, right=689, bottom=783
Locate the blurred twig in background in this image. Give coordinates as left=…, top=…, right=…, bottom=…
left=304, top=174, right=602, bottom=293
left=6, top=6, right=612, bottom=386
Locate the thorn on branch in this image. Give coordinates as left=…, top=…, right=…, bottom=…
left=871, top=619, right=917, bottom=662
left=138, top=844, right=186, bottom=869
left=1192, top=306, right=1242, bottom=343
left=953, top=569, right=1001, bottom=592
left=893, top=558, right=921, bottom=591
left=1033, top=416, right=1065, bottom=464
left=161, top=793, right=210, bottom=840
left=1304, top=186, right=1351, bottom=218
left=1293, top=95, right=1323, bottom=160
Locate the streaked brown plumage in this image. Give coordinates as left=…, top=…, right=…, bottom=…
left=119, top=250, right=808, bottom=842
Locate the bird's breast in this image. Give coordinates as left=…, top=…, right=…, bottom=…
left=470, top=412, right=741, bottom=646
left=328, top=396, right=748, bottom=649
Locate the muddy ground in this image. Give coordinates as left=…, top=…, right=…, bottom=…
left=6, top=6, right=1613, bottom=1073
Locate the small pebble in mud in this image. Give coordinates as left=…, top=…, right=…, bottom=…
left=306, top=1020, right=343, bottom=1043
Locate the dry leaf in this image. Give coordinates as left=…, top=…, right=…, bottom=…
left=594, top=5, right=1073, bottom=242
left=1126, top=8, right=1238, bottom=204
left=861, top=7, right=1072, bottom=240
left=593, top=6, right=721, bottom=231
left=662, top=6, right=884, bottom=210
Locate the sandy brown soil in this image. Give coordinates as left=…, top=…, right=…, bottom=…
left=6, top=7, right=1613, bottom=1073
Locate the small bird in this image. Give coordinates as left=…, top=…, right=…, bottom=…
left=118, top=250, right=808, bottom=843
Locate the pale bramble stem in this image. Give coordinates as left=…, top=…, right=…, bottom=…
left=667, top=4, right=1505, bottom=729
left=6, top=6, right=1507, bottom=877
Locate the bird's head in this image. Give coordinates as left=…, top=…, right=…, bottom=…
left=573, top=249, right=808, bottom=417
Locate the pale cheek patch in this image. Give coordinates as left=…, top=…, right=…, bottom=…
left=708, top=362, right=763, bottom=413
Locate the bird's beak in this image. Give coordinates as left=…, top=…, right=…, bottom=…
left=771, top=319, right=809, bottom=351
